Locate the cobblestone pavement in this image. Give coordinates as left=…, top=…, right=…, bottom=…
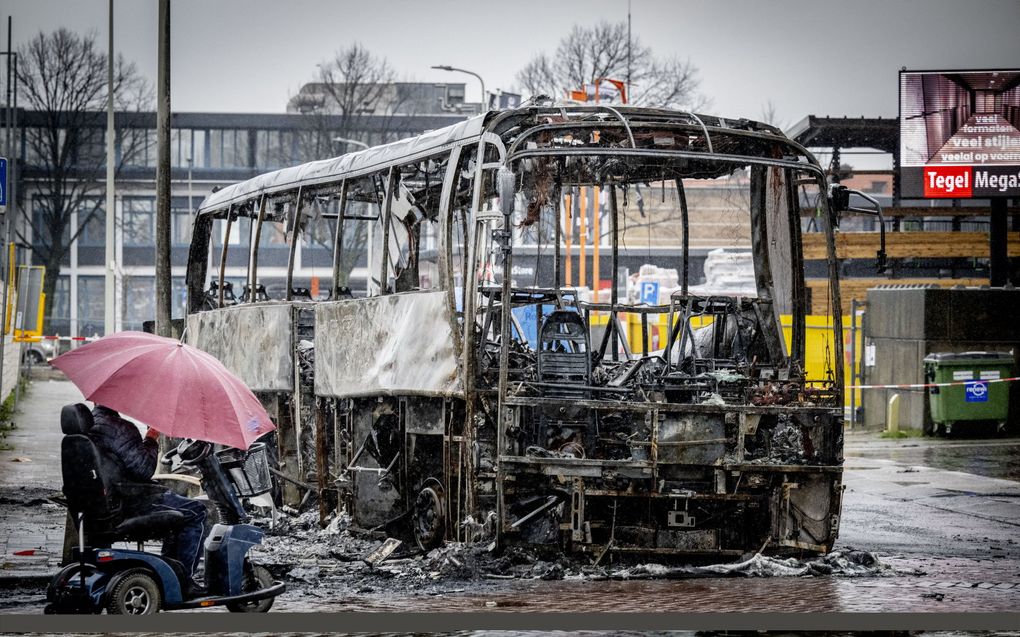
left=0, top=378, right=82, bottom=578
left=1, top=379, right=1018, bottom=613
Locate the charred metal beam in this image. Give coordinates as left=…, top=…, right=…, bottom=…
left=749, top=166, right=773, bottom=302
left=499, top=455, right=653, bottom=478
left=609, top=184, right=620, bottom=361
left=509, top=495, right=559, bottom=529
left=217, top=206, right=234, bottom=308
left=820, top=178, right=845, bottom=393
left=504, top=119, right=791, bottom=159
left=185, top=213, right=213, bottom=314
left=504, top=395, right=841, bottom=416
left=248, top=193, right=267, bottom=303
left=553, top=177, right=562, bottom=290
left=508, top=148, right=819, bottom=178
left=285, top=186, right=303, bottom=301
left=786, top=170, right=806, bottom=362
left=675, top=179, right=689, bottom=296
left=316, top=397, right=328, bottom=527
left=331, top=179, right=349, bottom=297
left=379, top=167, right=397, bottom=295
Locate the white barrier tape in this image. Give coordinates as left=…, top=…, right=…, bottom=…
left=849, top=376, right=1019, bottom=390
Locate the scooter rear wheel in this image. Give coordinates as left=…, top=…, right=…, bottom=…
left=107, top=570, right=161, bottom=615
left=226, top=563, right=274, bottom=613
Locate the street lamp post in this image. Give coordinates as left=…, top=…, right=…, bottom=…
left=105, top=0, right=116, bottom=337
left=332, top=136, right=369, bottom=152
left=431, top=65, right=487, bottom=110
left=186, top=155, right=193, bottom=212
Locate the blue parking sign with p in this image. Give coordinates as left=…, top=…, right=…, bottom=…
left=0, top=157, right=7, bottom=207
left=964, top=381, right=988, bottom=402
left=640, top=281, right=659, bottom=305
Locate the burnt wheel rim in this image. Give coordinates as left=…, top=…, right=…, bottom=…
left=414, top=483, right=445, bottom=548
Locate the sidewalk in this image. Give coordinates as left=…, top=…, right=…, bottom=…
left=0, top=377, right=83, bottom=583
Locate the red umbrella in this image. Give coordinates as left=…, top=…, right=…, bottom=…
left=51, top=331, right=275, bottom=449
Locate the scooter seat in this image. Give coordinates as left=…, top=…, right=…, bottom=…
left=114, top=510, right=187, bottom=540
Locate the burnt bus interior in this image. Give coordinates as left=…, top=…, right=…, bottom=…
left=184, top=105, right=845, bottom=559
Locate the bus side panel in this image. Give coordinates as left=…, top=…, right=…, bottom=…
left=185, top=304, right=295, bottom=392
left=313, top=292, right=463, bottom=399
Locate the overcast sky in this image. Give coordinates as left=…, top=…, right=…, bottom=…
left=4, top=0, right=1019, bottom=127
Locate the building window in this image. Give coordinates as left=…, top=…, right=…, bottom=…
left=31, top=196, right=71, bottom=250
left=172, top=276, right=187, bottom=319
left=123, top=197, right=155, bottom=246
left=73, top=127, right=106, bottom=168
left=77, top=276, right=105, bottom=337
left=212, top=216, right=252, bottom=248
left=122, top=276, right=154, bottom=332
left=121, top=128, right=157, bottom=168
left=79, top=201, right=106, bottom=247
left=209, top=129, right=250, bottom=169
left=47, top=275, right=71, bottom=336
left=190, top=129, right=207, bottom=168
left=172, top=197, right=194, bottom=246
left=22, top=127, right=47, bottom=167
left=170, top=128, right=190, bottom=168
left=254, top=129, right=296, bottom=170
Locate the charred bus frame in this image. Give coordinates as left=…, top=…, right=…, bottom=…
left=184, top=104, right=846, bottom=558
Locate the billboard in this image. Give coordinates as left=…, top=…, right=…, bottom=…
left=899, top=69, right=1020, bottom=198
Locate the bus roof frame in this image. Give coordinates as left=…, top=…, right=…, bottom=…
left=195, top=104, right=824, bottom=218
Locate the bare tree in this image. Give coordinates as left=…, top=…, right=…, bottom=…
left=16, top=28, right=151, bottom=330
left=759, top=100, right=789, bottom=132
left=516, top=21, right=707, bottom=110
left=291, top=43, right=415, bottom=289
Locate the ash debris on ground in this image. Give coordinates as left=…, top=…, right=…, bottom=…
left=250, top=508, right=911, bottom=597
left=607, top=549, right=918, bottom=580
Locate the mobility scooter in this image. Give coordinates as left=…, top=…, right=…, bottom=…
left=45, top=403, right=285, bottom=614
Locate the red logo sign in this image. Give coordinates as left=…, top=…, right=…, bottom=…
left=923, top=166, right=972, bottom=198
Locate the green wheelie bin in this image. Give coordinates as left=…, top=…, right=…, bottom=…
left=923, top=351, right=1013, bottom=435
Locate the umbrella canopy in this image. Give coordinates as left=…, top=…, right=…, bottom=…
left=51, top=331, right=275, bottom=449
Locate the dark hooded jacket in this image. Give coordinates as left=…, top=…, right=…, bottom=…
left=88, top=405, right=167, bottom=510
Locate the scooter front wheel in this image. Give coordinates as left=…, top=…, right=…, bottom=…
left=226, top=563, right=274, bottom=613
left=107, top=570, right=162, bottom=615
left=46, top=563, right=102, bottom=614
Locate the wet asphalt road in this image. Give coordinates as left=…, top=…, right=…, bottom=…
left=228, top=437, right=1020, bottom=612
left=844, top=436, right=1020, bottom=482
left=3, top=432, right=1019, bottom=614
left=266, top=435, right=1020, bottom=613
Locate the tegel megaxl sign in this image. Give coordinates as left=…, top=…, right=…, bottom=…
left=899, top=69, right=1020, bottom=198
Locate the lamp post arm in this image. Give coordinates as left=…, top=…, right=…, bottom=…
left=431, top=65, right=486, bottom=109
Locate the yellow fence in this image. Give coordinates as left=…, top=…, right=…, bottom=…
left=590, top=310, right=856, bottom=406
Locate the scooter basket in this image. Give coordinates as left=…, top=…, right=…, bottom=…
left=215, top=442, right=273, bottom=497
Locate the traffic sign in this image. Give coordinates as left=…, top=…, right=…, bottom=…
left=640, top=281, right=659, bottom=305
left=0, top=157, right=7, bottom=207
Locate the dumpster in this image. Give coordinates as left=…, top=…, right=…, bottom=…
left=923, top=351, right=1014, bottom=434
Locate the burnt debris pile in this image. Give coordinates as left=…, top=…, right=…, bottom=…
left=252, top=508, right=902, bottom=590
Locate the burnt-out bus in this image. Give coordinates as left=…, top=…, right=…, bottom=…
left=184, top=103, right=848, bottom=558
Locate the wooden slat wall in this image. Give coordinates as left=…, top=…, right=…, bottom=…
left=800, top=206, right=1020, bottom=218
left=805, top=278, right=989, bottom=315
left=802, top=231, right=1020, bottom=260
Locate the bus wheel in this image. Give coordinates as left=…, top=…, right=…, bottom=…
left=413, top=478, right=446, bottom=550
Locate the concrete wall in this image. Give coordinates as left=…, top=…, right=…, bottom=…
left=863, top=287, right=1020, bottom=432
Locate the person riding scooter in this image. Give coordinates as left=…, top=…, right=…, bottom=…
left=88, top=404, right=207, bottom=595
